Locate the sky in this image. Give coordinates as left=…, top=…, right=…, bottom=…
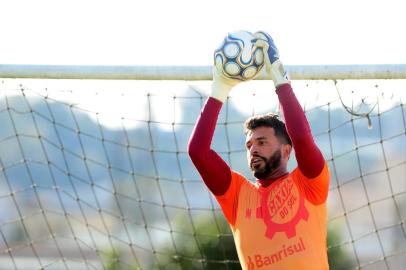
left=1, top=0, right=406, bottom=66
left=1, top=0, right=405, bottom=130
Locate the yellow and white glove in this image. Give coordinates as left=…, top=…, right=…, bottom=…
left=255, top=31, right=290, bottom=87
left=210, top=63, right=241, bottom=103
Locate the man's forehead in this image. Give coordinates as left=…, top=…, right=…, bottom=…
left=245, top=127, right=276, bottom=141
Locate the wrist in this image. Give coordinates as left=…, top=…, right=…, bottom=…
left=270, top=59, right=290, bottom=87
left=210, top=80, right=233, bottom=102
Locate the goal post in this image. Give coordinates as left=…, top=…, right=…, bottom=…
left=0, top=64, right=405, bottom=270
left=1, top=64, right=406, bottom=80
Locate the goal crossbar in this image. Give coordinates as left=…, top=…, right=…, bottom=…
left=1, top=64, right=406, bottom=80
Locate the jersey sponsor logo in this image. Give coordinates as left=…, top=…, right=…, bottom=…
left=246, top=237, right=306, bottom=269
left=256, top=177, right=309, bottom=239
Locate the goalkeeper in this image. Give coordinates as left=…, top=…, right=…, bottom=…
left=188, top=31, right=330, bottom=270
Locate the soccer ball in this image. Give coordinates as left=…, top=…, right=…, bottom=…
left=214, top=30, right=265, bottom=81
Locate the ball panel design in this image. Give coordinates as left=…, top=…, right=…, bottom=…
left=225, top=62, right=241, bottom=76
left=254, top=48, right=264, bottom=65
left=223, top=42, right=240, bottom=59
left=215, top=55, right=224, bottom=67
left=242, top=66, right=258, bottom=79
left=214, top=30, right=265, bottom=81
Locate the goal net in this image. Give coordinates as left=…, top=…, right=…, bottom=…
left=0, top=66, right=405, bottom=270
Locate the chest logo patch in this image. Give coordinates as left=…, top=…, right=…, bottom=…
left=256, top=177, right=309, bottom=239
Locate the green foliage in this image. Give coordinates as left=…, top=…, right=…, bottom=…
left=159, top=214, right=240, bottom=270
left=103, top=249, right=139, bottom=270
left=327, top=225, right=355, bottom=270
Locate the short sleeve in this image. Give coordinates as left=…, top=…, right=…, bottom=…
left=292, top=162, right=330, bottom=205
left=215, top=171, right=247, bottom=226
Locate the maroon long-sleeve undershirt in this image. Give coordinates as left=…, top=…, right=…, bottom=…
left=187, top=84, right=325, bottom=196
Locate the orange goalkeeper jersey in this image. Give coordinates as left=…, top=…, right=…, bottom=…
left=216, top=164, right=330, bottom=270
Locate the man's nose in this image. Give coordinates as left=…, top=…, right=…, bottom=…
left=250, top=145, right=259, bottom=156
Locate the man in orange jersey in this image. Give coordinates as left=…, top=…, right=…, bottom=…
left=188, top=31, right=330, bottom=270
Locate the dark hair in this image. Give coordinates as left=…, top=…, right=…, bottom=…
left=244, top=114, right=292, bottom=146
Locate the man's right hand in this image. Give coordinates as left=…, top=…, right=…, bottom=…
left=210, top=59, right=242, bottom=103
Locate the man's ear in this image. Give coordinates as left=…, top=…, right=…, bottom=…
left=282, top=143, right=292, bottom=160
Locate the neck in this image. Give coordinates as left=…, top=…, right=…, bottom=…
left=257, top=168, right=289, bottom=188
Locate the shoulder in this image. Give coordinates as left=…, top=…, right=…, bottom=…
left=292, top=162, right=330, bottom=181
left=291, top=162, right=330, bottom=205
left=230, top=171, right=256, bottom=188
left=217, top=171, right=256, bottom=198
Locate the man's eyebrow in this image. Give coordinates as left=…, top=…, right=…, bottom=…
left=245, top=136, right=267, bottom=145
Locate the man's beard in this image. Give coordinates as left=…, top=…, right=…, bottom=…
left=250, top=149, right=282, bottom=179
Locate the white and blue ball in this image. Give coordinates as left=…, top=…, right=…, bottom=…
left=214, top=30, right=264, bottom=81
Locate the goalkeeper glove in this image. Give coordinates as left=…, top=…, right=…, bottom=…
left=254, top=31, right=290, bottom=87
left=210, top=61, right=241, bottom=103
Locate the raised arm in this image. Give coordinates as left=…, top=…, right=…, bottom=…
left=187, top=67, right=241, bottom=196
left=188, top=97, right=231, bottom=196
left=277, top=84, right=324, bottom=178
left=255, top=31, right=324, bottom=178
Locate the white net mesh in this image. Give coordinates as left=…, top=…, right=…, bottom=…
left=0, top=78, right=405, bottom=270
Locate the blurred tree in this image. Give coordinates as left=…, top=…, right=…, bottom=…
left=103, top=249, right=138, bottom=270
left=160, top=213, right=240, bottom=270
left=327, top=225, right=356, bottom=270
